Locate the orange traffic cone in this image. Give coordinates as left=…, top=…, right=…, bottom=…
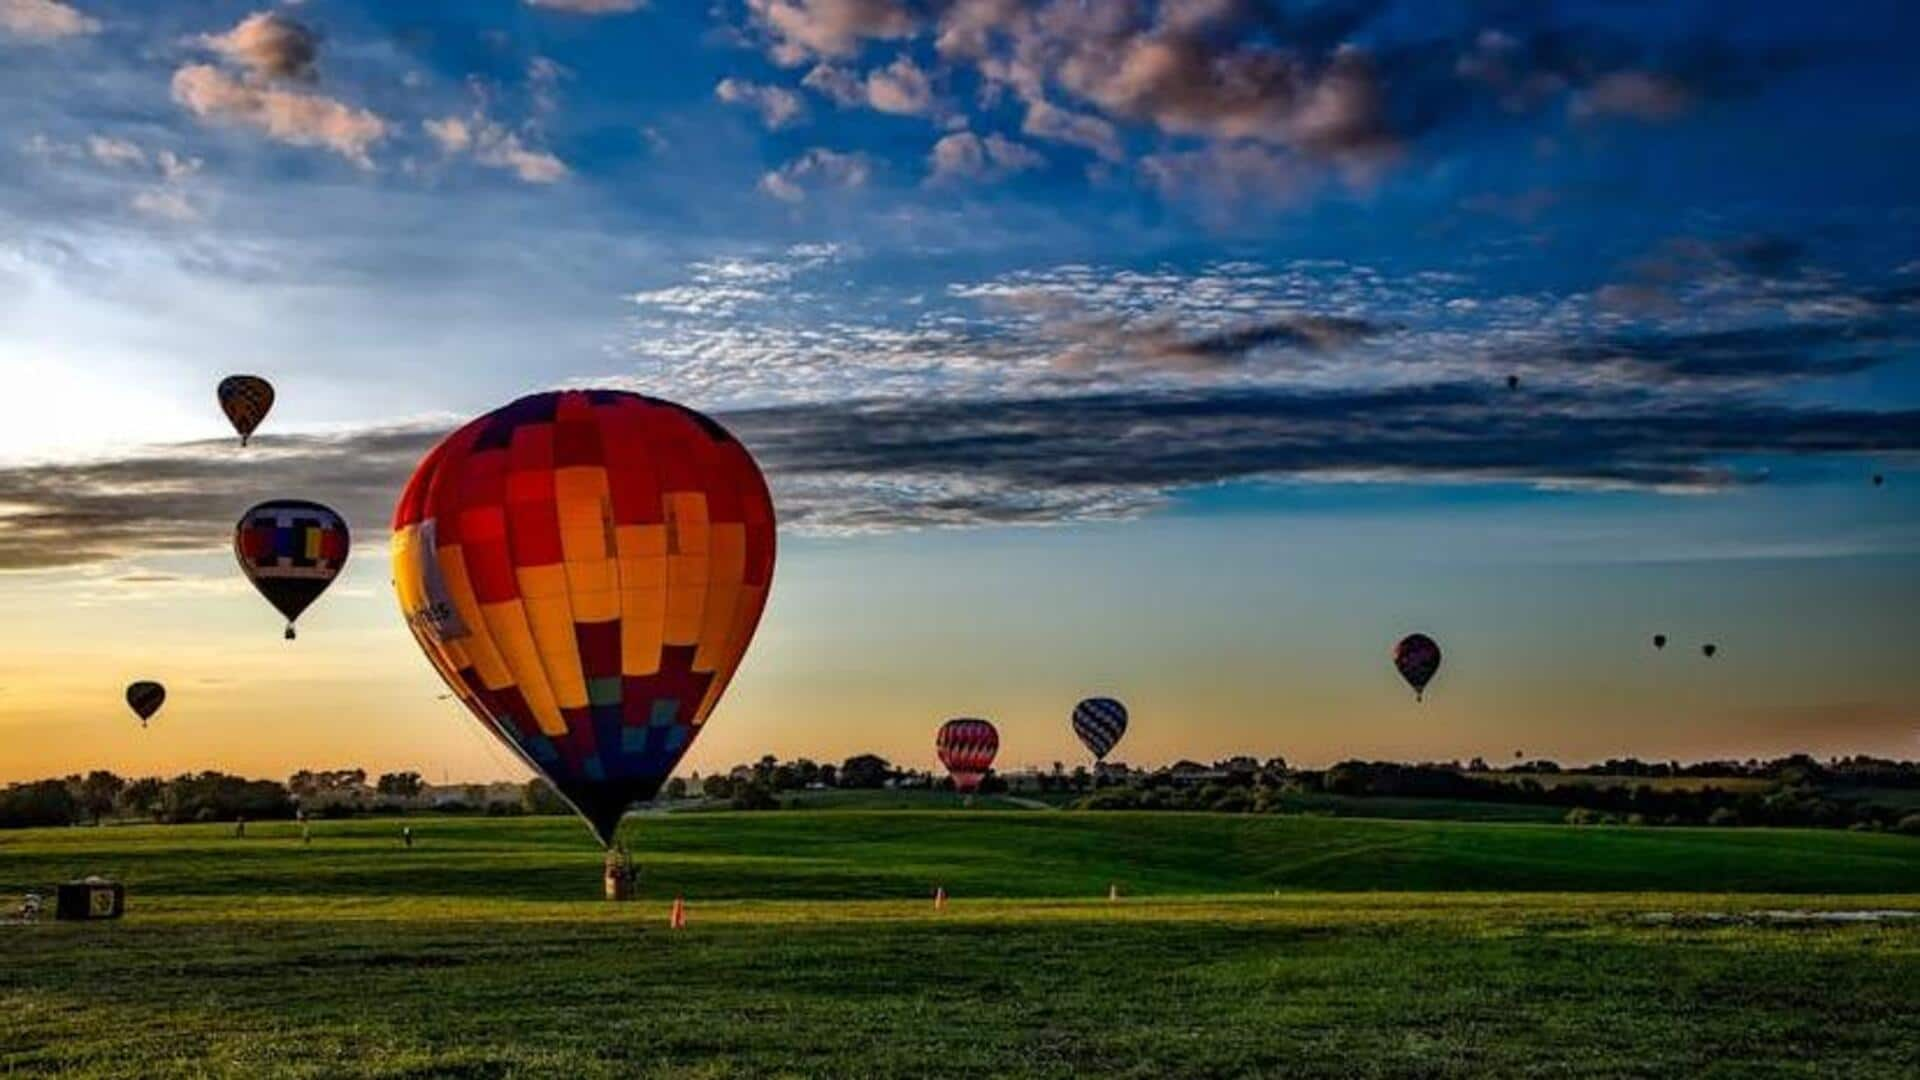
left=933, top=886, right=947, bottom=911
left=669, top=895, right=686, bottom=930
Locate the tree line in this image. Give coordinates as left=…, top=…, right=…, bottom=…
left=5, top=753, right=1918, bottom=832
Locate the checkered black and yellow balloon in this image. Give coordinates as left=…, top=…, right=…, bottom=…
left=391, top=390, right=776, bottom=846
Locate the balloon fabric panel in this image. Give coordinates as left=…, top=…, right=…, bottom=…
left=392, top=390, right=775, bottom=846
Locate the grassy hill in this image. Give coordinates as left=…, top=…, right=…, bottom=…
left=2, top=813, right=1917, bottom=1078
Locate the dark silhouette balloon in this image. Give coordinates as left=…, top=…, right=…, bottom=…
left=1873, top=473, right=1885, bottom=487
left=217, top=375, right=275, bottom=447
left=1653, top=634, right=1667, bottom=650
left=235, top=499, right=349, bottom=639
left=126, top=681, right=165, bottom=728
left=937, top=718, right=999, bottom=794
left=1071, top=697, right=1128, bottom=762
left=1506, top=374, right=1520, bottom=391
left=1702, top=643, right=1718, bottom=658
left=1393, top=633, right=1442, bottom=701
left=391, top=390, right=775, bottom=848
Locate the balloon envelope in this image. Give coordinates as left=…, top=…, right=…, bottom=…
left=1393, top=633, right=1442, bottom=700
left=1702, top=643, right=1717, bottom=658
left=391, top=390, right=775, bottom=847
left=1653, top=634, right=1667, bottom=650
left=126, top=681, right=165, bottom=727
left=235, top=499, right=349, bottom=638
left=1071, top=697, right=1128, bottom=761
left=937, top=718, right=999, bottom=793
left=217, top=375, right=274, bottom=446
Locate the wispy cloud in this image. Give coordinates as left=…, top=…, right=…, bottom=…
left=759, top=146, right=874, bottom=201
left=173, top=64, right=389, bottom=167
left=0, top=0, right=97, bottom=41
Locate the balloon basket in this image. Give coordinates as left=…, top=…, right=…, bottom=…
left=604, top=848, right=636, bottom=902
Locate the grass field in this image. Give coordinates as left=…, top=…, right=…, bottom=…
left=4, top=812, right=1918, bottom=1078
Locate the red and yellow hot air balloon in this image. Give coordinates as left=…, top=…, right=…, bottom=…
left=937, top=717, right=998, bottom=794
left=391, top=390, right=775, bottom=847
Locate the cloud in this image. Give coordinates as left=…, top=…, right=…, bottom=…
left=1020, top=98, right=1122, bottom=161
left=424, top=115, right=568, bottom=183
left=759, top=147, right=873, bottom=202
left=172, top=63, right=388, bottom=167
left=746, top=0, right=916, bottom=65
left=864, top=53, right=934, bottom=115
left=84, top=135, right=145, bottom=168
left=0, top=0, right=97, bottom=41
left=129, top=187, right=198, bottom=222
left=1139, top=143, right=1312, bottom=207
left=716, top=78, right=806, bottom=130
left=1571, top=70, right=1693, bottom=123
left=526, top=0, right=646, bottom=12
left=801, top=63, right=864, bottom=106
left=4, top=383, right=1914, bottom=567
left=928, top=130, right=1042, bottom=184
left=199, top=11, right=319, bottom=81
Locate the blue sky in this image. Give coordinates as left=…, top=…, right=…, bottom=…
left=1, top=0, right=1916, bottom=780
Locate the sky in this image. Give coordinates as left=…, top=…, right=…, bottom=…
left=1, top=0, right=1917, bottom=785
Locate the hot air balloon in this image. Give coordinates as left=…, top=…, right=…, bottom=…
left=1873, top=473, right=1885, bottom=487
left=391, top=390, right=775, bottom=848
left=126, top=681, right=165, bottom=728
left=1393, top=633, right=1442, bottom=701
left=1702, top=643, right=1718, bottom=658
left=937, top=718, right=998, bottom=794
left=235, top=499, right=349, bottom=639
left=1505, top=374, right=1520, bottom=391
left=217, top=375, right=275, bottom=447
left=1072, top=697, right=1128, bottom=762
left=1653, top=634, right=1667, bottom=650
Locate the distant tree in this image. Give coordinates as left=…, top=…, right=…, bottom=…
left=77, top=770, right=126, bottom=824
left=730, top=782, right=778, bottom=811
left=375, top=772, right=423, bottom=798
left=840, top=754, right=891, bottom=789
left=522, top=778, right=570, bottom=816
left=664, top=777, right=688, bottom=800
left=701, top=774, right=735, bottom=799
left=0, top=780, right=81, bottom=828
left=117, top=777, right=164, bottom=820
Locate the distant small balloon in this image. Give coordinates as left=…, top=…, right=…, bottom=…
left=937, top=718, right=999, bottom=794
left=1653, top=634, right=1667, bottom=650
left=234, top=499, right=349, bottom=639
left=1393, top=633, right=1442, bottom=701
left=1071, top=697, right=1128, bottom=762
left=1873, top=473, right=1885, bottom=487
left=1506, top=374, right=1520, bottom=391
left=126, top=681, right=165, bottom=728
left=1702, top=643, right=1718, bottom=658
left=217, top=375, right=275, bottom=447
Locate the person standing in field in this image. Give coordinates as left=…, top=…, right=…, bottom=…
left=402, top=826, right=413, bottom=849
left=234, top=816, right=246, bottom=839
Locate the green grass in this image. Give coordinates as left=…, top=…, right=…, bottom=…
left=3, top=813, right=1918, bottom=1078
